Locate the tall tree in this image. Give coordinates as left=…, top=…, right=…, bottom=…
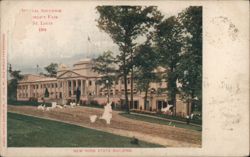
left=177, top=6, right=202, bottom=115
left=134, top=41, right=160, bottom=110
left=96, top=6, right=162, bottom=113
left=44, top=63, right=58, bottom=77
left=92, top=50, right=117, bottom=102
left=155, top=16, right=183, bottom=115
left=8, top=64, right=24, bottom=100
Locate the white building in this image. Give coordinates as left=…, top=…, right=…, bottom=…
left=17, top=59, right=190, bottom=117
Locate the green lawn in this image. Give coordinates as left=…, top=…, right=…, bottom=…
left=120, top=113, right=202, bottom=131
left=8, top=112, right=163, bottom=147
left=131, top=110, right=202, bottom=125
left=8, top=99, right=51, bottom=107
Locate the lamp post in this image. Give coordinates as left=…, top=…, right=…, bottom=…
left=106, top=80, right=110, bottom=103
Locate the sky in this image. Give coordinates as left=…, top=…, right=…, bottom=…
left=3, top=1, right=190, bottom=74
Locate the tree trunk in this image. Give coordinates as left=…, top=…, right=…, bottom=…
left=123, top=51, right=129, bottom=113
left=172, top=92, right=176, bottom=116
left=187, top=99, right=190, bottom=116
left=190, top=91, right=195, bottom=115
left=130, top=67, right=134, bottom=110
left=144, top=83, right=149, bottom=110
left=124, top=74, right=129, bottom=113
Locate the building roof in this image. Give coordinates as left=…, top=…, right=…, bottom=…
left=19, top=74, right=47, bottom=83
left=73, top=58, right=93, bottom=66
left=36, top=77, right=57, bottom=82
left=19, top=59, right=168, bottom=83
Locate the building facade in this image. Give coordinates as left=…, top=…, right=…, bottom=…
left=17, top=59, right=190, bottom=116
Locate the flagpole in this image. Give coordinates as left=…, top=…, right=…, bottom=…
left=87, top=36, right=91, bottom=58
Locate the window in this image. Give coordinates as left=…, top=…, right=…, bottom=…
left=89, top=80, right=92, bottom=86
left=134, top=101, right=139, bottom=109
left=127, top=78, right=130, bottom=84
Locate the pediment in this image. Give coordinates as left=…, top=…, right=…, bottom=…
left=57, top=70, right=81, bottom=79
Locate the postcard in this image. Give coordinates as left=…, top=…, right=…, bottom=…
left=0, top=0, right=249, bottom=156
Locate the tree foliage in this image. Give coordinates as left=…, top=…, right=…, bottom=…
left=155, top=16, right=183, bottom=115
left=134, top=41, right=160, bottom=108
left=96, top=5, right=202, bottom=114
left=8, top=65, right=24, bottom=100
left=177, top=6, right=202, bottom=103
left=92, top=50, right=116, bottom=89
left=44, top=88, right=49, bottom=98
left=96, top=6, right=162, bottom=113
left=44, top=63, right=58, bottom=77
left=154, top=6, right=202, bottom=114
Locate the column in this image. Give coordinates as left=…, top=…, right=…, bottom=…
left=94, top=80, right=97, bottom=96
left=83, top=80, right=86, bottom=95
left=81, top=80, right=83, bottom=96
left=85, top=80, right=88, bottom=95
left=76, top=79, right=78, bottom=92
left=96, top=81, right=99, bottom=96
left=66, top=80, right=68, bottom=98
left=28, top=85, right=31, bottom=98
left=71, top=80, right=73, bottom=97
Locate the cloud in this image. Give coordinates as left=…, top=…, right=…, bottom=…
left=5, top=1, right=190, bottom=74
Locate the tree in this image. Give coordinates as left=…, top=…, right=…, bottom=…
left=92, top=51, right=117, bottom=102
left=44, top=63, right=58, bottom=77
left=134, top=41, right=160, bottom=110
left=96, top=6, right=162, bottom=113
left=155, top=16, right=183, bottom=115
left=8, top=64, right=24, bottom=100
left=177, top=6, right=202, bottom=115
left=44, top=88, right=49, bottom=98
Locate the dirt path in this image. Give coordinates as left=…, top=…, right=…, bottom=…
left=8, top=105, right=201, bottom=147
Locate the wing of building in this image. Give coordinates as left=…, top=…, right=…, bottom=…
left=16, top=58, right=190, bottom=117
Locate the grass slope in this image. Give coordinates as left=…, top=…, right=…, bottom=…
left=8, top=112, right=162, bottom=147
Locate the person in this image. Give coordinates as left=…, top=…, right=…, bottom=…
left=186, top=115, right=190, bottom=125
left=76, top=87, right=81, bottom=104
left=190, top=113, right=194, bottom=119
